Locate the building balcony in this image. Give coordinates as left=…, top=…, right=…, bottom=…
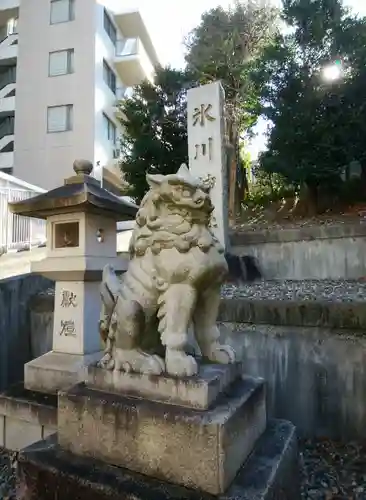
left=114, top=37, right=154, bottom=87
left=0, top=86, right=15, bottom=114
left=112, top=87, right=127, bottom=120
left=0, top=33, right=18, bottom=63
left=0, top=0, right=20, bottom=11
left=0, top=127, right=14, bottom=171
left=0, top=150, right=13, bottom=171
left=0, top=116, right=15, bottom=170
left=113, top=9, right=159, bottom=68
left=0, top=66, right=16, bottom=114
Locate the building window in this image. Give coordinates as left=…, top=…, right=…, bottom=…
left=47, top=105, right=73, bottom=133
left=7, top=17, right=18, bottom=36
left=103, top=114, right=116, bottom=143
left=50, top=0, right=75, bottom=25
left=49, top=49, right=74, bottom=76
left=103, top=9, right=116, bottom=45
left=103, top=60, right=116, bottom=94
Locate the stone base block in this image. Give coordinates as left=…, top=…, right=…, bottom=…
left=0, top=383, right=57, bottom=450
left=58, top=376, right=266, bottom=494
left=24, top=350, right=103, bottom=394
left=17, top=420, right=300, bottom=499
left=87, top=362, right=244, bottom=409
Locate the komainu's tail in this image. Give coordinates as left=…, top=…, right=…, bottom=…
left=100, top=265, right=121, bottom=336
left=102, top=264, right=121, bottom=302
left=225, top=253, right=261, bottom=283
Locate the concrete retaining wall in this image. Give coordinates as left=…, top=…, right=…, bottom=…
left=218, top=297, right=366, bottom=440
left=0, top=274, right=53, bottom=392
left=220, top=322, right=366, bottom=440
left=219, top=298, right=366, bottom=330
left=0, top=383, right=57, bottom=450
left=231, top=223, right=366, bottom=280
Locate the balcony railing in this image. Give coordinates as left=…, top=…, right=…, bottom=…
left=0, top=116, right=14, bottom=141
left=114, top=38, right=154, bottom=86
left=115, top=37, right=153, bottom=73
left=0, top=32, right=18, bottom=60
left=0, top=175, right=46, bottom=253
left=116, top=38, right=139, bottom=58
left=0, top=66, right=16, bottom=91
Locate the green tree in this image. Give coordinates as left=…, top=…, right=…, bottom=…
left=185, top=0, right=279, bottom=217
left=118, top=67, right=195, bottom=202
left=256, top=0, right=366, bottom=212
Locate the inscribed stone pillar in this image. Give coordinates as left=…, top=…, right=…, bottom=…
left=187, top=81, right=228, bottom=249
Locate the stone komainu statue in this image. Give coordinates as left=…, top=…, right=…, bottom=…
left=99, top=164, right=236, bottom=377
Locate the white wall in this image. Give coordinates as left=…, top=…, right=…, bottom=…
left=94, top=1, right=125, bottom=181
left=14, top=0, right=97, bottom=190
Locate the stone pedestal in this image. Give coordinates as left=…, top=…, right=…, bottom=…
left=87, top=362, right=244, bottom=409
left=15, top=362, right=300, bottom=498
left=24, top=351, right=103, bottom=394
left=58, top=373, right=266, bottom=494
left=18, top=421, right=300, bottom=500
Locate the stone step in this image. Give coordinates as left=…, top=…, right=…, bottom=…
left=0, top=383, right=57, bottom=451
left=17, top=419, right=299, bottom=500
left=87, top=362, right=244, bottom=410
left=219, top=281, right=366, bottom=330
left=58, top=375, right=267, bottom=495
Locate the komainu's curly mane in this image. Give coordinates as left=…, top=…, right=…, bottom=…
left=129, top=167, right=222, bottom=258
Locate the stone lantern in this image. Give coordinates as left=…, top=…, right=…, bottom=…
left=8, top=160, right=138, bottom=394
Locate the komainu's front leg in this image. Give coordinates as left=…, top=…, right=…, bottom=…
left=158, top=283, right=198, bottom=377
left=113, top=298, right=165, bottom=375
left=98, top=264, right=165, bottom=375
left=193, top=287, right=236, bottom=365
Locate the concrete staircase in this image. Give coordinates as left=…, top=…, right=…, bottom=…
left=218, top=279, right=366, bottom=441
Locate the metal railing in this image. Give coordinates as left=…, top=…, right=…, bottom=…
left=0, top=184, right=46, bottom=253
left=116, top=38, right=139, bottom=58
left=115, top=37, right=154, bottom=80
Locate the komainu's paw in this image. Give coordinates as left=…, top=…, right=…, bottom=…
left=114, top=348, right=165, bottom=375
left=203, top=342, right=236, bottom=365
left=143, top=354, right=166, bottom=375
left=98, top=353, right=115, bottom=370
left=165, top=349, right=198, bottom=377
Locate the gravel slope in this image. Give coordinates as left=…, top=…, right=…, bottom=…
left=222, top=280, right=366, bottom=303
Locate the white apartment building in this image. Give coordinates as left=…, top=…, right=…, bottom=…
left=0, top=0, right=159, bottom=192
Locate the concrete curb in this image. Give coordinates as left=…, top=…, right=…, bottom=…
left=219, top=297, right=366, bottom=330
left=230, top=223, right=366, bottom=246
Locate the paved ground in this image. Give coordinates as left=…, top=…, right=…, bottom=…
left=300, top=439, right=366, bottom=499
left=2, top=440, right=366, bottom=499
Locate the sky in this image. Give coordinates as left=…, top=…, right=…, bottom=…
left=128, top=0, right=366, bottom=158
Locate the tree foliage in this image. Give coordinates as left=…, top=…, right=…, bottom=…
left=256, top=0, right=366, bottom=205
left=118, top=67, right=195, bottom=202
left=185, top=0, right=278, bottom=131
left=185, top=0, right=279, bottom=215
